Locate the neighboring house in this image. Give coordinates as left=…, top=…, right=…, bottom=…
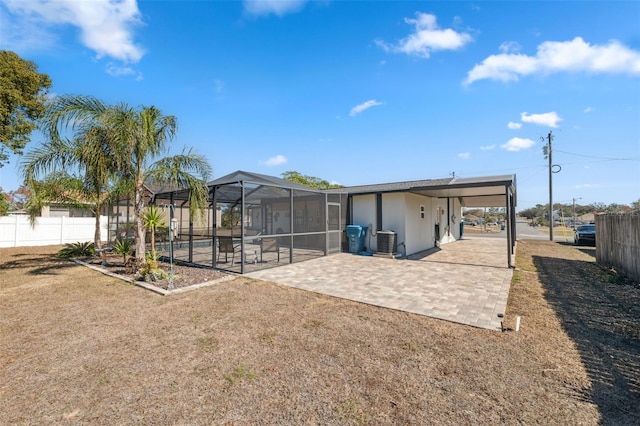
left=40, top=204, right=94, bottom=218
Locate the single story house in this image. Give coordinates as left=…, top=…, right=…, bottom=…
left=333, top=174, right=517, bottom=258
left=147, top=171, right=517, bottom=273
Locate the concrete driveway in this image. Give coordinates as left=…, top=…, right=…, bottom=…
left=246, top=236, right=513, bottom=330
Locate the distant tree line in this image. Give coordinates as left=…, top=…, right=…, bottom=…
left=463, top=207, right=506, bottom=224
left=281, top=171, right=343, bottom=190
left=518, top=200, right=640, bottom=222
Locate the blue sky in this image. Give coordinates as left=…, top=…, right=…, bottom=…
left=1, top=0, right=639, bottom=209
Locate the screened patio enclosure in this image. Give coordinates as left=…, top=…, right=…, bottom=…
left=152, top=171, right=348, bottom=274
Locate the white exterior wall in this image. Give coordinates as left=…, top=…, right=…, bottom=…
left=433, top=197, right=464, bottom=245
left=404, top=193, right=434, bottom=255
left=0, top=215, right=108, bottom=248
left=350, top=193, right=465, bottom=256
left=381, top=193, right=406, bottom=253
left=352, top=194, right=376, bottom=251
left=451, top=197, right=463, bottom=240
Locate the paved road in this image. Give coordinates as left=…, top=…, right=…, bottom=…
left=516, top=219, right=575, bottom=242
left=467, top=220, right=575, bottom=243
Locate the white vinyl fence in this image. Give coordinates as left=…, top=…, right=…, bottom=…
left=0, top=215, right=108, bottom=248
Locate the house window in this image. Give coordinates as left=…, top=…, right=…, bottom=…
left=420, top=205, right=425, bottom=219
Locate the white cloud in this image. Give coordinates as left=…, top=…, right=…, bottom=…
left=465, top=37, right=640, bottom=85
left=576, top=183, right=602, bottom=189
left=458, top=152, right=471, bottom=159
left=0, top=2, right=54, bottom=52
left=584, top=106, right=594, bottom=113
left=243, top=0, right=307, bottom=17
left=507, top=121, right=522, bottom=130
left=262, top=154, right=288, bottom=166
left=521, top=111, right=563, bottom=128
left=350, top=100, right=383, bottom=117
left=501, top=137, right=536, bottom=152
left=375, top=12, right=472, bottom=58
left=499, top=41, right=521, bottom=53
left=106, top=63, right=142, bottom=80
left=2, top=0, right=145, bottom=63
left=480, top=144, right=496, bottom=150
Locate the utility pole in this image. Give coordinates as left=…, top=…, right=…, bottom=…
left=543, top=131, right=554, bottom=241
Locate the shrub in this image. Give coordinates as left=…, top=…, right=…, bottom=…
left=58, top=241, right=95, bottom=258
left=135, top=252, right=168, bottom=282
left=112, top=239, right=133, bottom=264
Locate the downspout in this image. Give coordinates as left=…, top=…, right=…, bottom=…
left=376, top=193, right=382, bottom=232
left=447, top=197, right=451, bottom=237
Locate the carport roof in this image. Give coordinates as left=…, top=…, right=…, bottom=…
left=154, top=171, right=516, bottom=208
left=330, top=174, right=516, bottom=208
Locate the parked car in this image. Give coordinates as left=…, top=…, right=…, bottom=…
left=574, top=224, right=596, bottom=246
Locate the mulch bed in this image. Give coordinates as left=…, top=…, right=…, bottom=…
left=82, top=253, right=230, bottom=291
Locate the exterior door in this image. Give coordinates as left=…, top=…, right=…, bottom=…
left=327, top=202, right=341, bottom=253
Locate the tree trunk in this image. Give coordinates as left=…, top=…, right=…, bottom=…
left=150, top=225, right=156, bottom=258
left=134, top=185, right=146, bottom=261
left=94, top=209, right=102, bottom=250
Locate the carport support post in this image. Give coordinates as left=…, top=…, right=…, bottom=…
left=506, top=186, right=513, bottom=268
left=510, top=191, right=516, bottom=254
left=289, top=189, right=294, bottom=264
left=547, top=131, right=554, bottom=241
left=240, top=182, right=245, bottom=275
left=211, top=188, right=217, bottom=268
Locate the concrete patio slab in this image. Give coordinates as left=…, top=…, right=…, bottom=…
left=246, top=236, right=513, bottom=330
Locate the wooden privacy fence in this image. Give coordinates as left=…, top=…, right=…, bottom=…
left=596, top=212, right=640, bottom=282
left=0, top=216, right=108, bottom=248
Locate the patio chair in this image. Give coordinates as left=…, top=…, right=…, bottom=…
left=260, top=237, right=280, bottom=263
left=217, top=236, right=239, bottom=265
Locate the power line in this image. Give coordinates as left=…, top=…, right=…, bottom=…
left=555, top=149, right=640, bottom=162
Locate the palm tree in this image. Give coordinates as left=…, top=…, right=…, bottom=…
left=142, top=205, right=165, bottom=259
left=110, top=105, right=211, bottom=261
left=22, top=95, right=211, bottom=259
left=21, top=95, right=129, bottom=249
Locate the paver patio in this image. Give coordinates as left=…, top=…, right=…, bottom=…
left=246, top=236, right=513, bottom=330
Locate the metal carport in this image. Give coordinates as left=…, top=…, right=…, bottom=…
left=407, top=175, right=517, bottom=268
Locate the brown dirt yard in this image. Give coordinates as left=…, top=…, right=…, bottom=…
left=1, top=240, right=639, bottom=424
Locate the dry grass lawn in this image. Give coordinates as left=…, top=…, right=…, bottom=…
left=1, top=241, right=638, bottom=424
